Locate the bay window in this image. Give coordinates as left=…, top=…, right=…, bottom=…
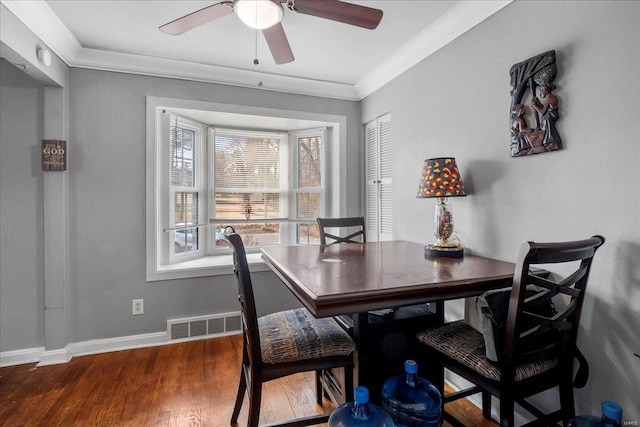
left=146, top=97, right=341, bottom=281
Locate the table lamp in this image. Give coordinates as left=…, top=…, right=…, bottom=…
left=417, top=157, right=466, bottom=258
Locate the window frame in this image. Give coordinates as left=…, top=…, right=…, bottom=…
left=208, top=127, right=291, bottom=254
left=290, top=128, right=327, bottom=245
left=145, top=96, right=348, bottom=281
left=166, top=116, right=206, bottom=263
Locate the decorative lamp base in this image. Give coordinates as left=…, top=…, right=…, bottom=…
left=424, top=244, right=464, bottom=258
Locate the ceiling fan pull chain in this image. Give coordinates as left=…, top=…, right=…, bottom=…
left=254, top=28, right=259, bottom=65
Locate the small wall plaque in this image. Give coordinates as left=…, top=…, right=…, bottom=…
left=509, top=50, right=561, bottom=157
left=41, top=140, right=67, bottom=171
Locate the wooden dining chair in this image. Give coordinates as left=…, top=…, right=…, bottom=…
left=415, top=235, right=605, bottom=427
left=225, top=227, right=355, bottom=427
left=316, top=216, right=366, bottom=245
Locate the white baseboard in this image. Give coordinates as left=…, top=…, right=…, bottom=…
left=69, top=331, right=168, bottom=358
left=37, top=347, right=72, bottom=366
left=0, top=347, right=45, bottom=367
left=1, top=329, right=241, bottom=367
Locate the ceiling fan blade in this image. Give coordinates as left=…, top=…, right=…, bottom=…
left=159, top=1, right=234, bottom=35
left=262, top=23, right=294, bottom=64
left=291, top=0, right=383, bottom=30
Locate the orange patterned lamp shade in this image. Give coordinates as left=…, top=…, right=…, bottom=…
left=417, top=157, right=466, bottom=257
left=417, top=157, right=466, bottom=198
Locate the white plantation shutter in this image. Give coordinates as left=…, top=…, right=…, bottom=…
left=378, top=114, right=392, bottom=240
left=365, top=121, right=378, bottom=238
left=365, top=114, right=392, bottom=242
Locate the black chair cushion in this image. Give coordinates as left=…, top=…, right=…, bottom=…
left=259, top=308, right=356, bottom=364
left=416, top=320, right=558, bottom=382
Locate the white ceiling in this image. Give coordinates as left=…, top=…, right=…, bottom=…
left=2, top=0, right=512, bottom=100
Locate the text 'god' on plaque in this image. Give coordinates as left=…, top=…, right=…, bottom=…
left=41, top=140, right=67, bottom=171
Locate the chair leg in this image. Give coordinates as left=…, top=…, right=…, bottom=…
left=230, top=369, right=247, bottom=425
left=344, top=362, right=354, bottom=402
left=500, top=396, right=515, bottom=427
left=315, top=370, right=323, bottom=405
left=247, top=375, right=263, bottom=427
left=482, top=391, right=492, bottom=419
left=559, top=375, right=576, bottom=425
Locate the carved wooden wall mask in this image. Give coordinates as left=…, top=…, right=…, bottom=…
left=509, top=50, right=561, bottom=157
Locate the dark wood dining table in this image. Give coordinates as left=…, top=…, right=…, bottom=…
left=261, top=240, right=516, bottom=401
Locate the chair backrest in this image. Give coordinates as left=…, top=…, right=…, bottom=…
left=317, top=216, right=366, bottom=245
left=225, top=227, right=263, bottom=371
left=502, top=235, right=605, bottom=373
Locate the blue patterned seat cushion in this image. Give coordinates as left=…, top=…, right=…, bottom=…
left=258, top=308, right=356, bottom=364
left=416, top=320, right=558, bottom=382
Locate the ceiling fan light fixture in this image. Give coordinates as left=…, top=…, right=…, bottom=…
left=235, top=0, right=284, bottom=29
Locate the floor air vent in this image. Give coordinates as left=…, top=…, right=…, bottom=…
left=168, top=312, right=241, bottom=340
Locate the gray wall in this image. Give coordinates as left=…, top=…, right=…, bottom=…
left=0, top=59, right=45, bottom=351
left=361, top=0, right=639, bottom=417
left=66, top=69, right=361, bottom=342
left=0, top=64, right=361, bottom=351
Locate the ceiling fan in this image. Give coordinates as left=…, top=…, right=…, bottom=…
left=159, top=0, right=383, bottom=65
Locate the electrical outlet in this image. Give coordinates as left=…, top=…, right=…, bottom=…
left=132, top=299, right=144, bottom=315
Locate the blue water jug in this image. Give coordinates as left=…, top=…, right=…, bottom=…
left=568, top=401, right=623, bottom=427
left=381, top=359, right=442, bottom=427
left=328, top=386, right=394, bottom=426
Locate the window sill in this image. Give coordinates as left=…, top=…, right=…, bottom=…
left=146, top=253, right=270, bottom=282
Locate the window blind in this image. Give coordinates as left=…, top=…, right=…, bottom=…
left=160, top=111, right=173, bottom=232
left=212, top=128, right=289, bottom=221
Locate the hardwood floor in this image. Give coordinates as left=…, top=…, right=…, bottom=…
left=0, top=335, right=497, bottom=426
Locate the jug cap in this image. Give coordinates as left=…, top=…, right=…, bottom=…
left=404, top=359, right=418, bottom=374
left=601, top=401, right=622, bottom=423
left=354, top=386, right=369, bottom=404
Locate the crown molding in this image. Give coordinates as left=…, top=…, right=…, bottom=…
left=1, top=0, right=80, bottom=64
left=2, top=0, right=512, bottom=101
left=73, top=46, right=360, bottom=100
